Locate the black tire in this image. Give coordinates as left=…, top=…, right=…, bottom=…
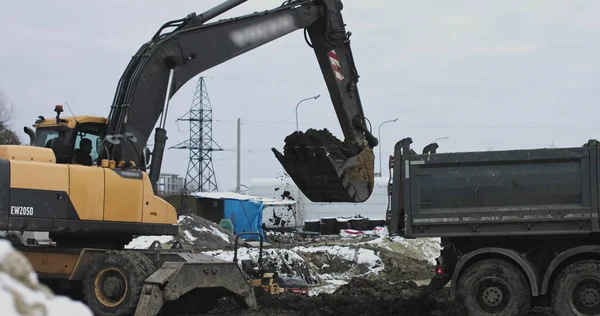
left=82, top=250, right=156, bottom=316
left=455, top=258, right=532, bottom=316
left=552, top=259, right=600, bottom=316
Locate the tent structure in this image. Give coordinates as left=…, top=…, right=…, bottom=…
left=191, top=191, right=296, bottom=240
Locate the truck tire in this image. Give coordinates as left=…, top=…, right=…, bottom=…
left=551, top=259, right=600, bottom=316
left=455, top=258, right=531, bottom=316
left=82, top=250, right=156, bottom=316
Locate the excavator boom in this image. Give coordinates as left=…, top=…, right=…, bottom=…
left=103, top=0, right=377, bottom=203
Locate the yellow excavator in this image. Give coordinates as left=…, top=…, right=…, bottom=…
left=1, top=0, right=376, bottom=315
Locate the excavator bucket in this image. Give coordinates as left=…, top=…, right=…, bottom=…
left=133, top=251, right=257, bottom=316
left=272, top=139, right=375, bottom=203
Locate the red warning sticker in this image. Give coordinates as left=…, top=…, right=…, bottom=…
left=328, top=50, right=345, bottom=82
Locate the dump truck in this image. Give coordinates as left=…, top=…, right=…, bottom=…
left=0, top=0, right=376, bottom=315
left=388, top=137, right=600, bottom=316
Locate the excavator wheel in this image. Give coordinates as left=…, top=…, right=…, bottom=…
left=82, top=250, right=156, bottom=316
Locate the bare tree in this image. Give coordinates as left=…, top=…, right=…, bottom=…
left=0, top=89, right=21, bottom=145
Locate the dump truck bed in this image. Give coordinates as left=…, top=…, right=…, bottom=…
left=389, top=138, right=600, bottom=238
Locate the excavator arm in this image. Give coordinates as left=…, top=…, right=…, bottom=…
left=102, top=0, right=377, bottom=203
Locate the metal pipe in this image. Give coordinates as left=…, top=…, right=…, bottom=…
left=197, top=0, right=248, bottom=25
left=236, top=118, right=241, bottom=193
left=378, top=118, right=398, bottom=177
left=149, top=68, right=176, bottom=193
left=160, top=68, right=176, bottom=129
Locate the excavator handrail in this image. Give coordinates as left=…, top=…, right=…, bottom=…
left=233, top=231, right=264, bottom=273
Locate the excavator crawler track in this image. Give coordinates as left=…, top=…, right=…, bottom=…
left=272, top=145, right=375, bottom=203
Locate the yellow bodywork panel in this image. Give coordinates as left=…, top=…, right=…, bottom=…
left=103, top=169, right=143, bottom=222
left=34, top=115, right=107, bottom=129
left=22, top=252, right=79, bottom=276
left=68, top=165, right=105, bottom=221
left=0, top=145, right=55, bottom=163
left=4, top=143, right=176, bottom=225
left=142, top=172, right=177, bottom=224
left=10, top=160, right=69, bottom=191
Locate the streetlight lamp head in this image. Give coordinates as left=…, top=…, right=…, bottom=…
left=392, top=118, right=398, bottom=122
left=315, top=94, right=320, bottom=99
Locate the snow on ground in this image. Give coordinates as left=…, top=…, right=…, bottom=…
left=195, top=226, right=230, bottom=243
left=296, top=245, right=385, bottom=279
left=0, top=240, right=93, bottom=316
left=308, top=279, right=348, bottom=296
left=387, top=236, right=441, bottom=265
left=124, top=214, right=442, bottom=299
left=124, top=214, right=237, bottom=250
left=125, top=235, right=174, bottom=249
left=337, top=227, right=441, bottom=265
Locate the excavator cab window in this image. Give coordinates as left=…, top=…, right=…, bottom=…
left=72, top=123, right=106, bottom=166
left=34, top=127, right=74, bottom=164
left=73, top=133, right=100, bottom=166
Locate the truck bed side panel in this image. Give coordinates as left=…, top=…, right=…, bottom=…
left=404, top=146, right=596, bottom=237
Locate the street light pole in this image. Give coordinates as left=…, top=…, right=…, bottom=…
left=432, top=136, right=449, bottom=143
left=295, top=95, right=320, bottom=131
left=377, top=118, right=398, bottom=177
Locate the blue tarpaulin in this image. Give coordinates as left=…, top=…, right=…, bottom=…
left=192, top=191, right=295, bottom=241
left=223, top=199, right=265, bottom=240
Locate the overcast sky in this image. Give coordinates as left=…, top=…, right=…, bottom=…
left=1, top=0, right=599, bottom=191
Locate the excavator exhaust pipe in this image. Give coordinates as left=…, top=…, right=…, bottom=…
left=272, top=137, right=375, bottom=203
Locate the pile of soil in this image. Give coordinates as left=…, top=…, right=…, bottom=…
left=211, top=278, right=556, bottom=316
left=378, top=248, right=434, bottom=282
left=211, top=278, right=458, bottom=316
left=283, top=128, right=360, bottom=160
left=173, top=214, right=236, bottom=251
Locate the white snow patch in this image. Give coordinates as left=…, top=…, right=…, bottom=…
left=210, top=226, right=231, bottom=243
left=190, top=223, right=230, bottom=243
left=183, top=230, right=196, bottom=242
left=0, top=240, right=14, bottom=262
left=308, top=279, right=347, bottom=296
left=390, top=236, right=441, bottom=265
left=297, top=245, right=384, bottom=277
left=203, top=247, right=253, bottom=263
left=125, top=235, right=174, bottom=249
left=0, top=240, right=93, bottom=316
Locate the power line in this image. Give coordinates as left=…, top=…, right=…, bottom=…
left=213, top=119, right=600, bottom=131
left=203, top=75, right=600, bottom=94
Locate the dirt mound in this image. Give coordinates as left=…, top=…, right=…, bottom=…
left=212, top=278, right=457, bottom=316
left=283, top=128, right=360, bottom=160
left=378, top=248, right=434, bottom=282
left=173, top=214, right=236, bottom=251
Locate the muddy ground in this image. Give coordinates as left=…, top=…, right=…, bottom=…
left=208, top=278, right=554, bottom=316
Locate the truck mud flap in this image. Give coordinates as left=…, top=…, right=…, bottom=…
left=271, top=146, right=375, bottom=203
left=133, top=253, right=257, bottom=316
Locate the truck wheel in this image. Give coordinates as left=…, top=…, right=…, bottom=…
left=455, top=258, right=531, bottom=316
left=82, top=251, right=156, bottom=316
left=552, top=259, right=600, bottom=316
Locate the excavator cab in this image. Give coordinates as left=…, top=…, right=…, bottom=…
left=26, top=105, right=108, bottom=166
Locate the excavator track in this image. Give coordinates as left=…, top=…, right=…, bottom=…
left=272, top=129, right=375, bottom=203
